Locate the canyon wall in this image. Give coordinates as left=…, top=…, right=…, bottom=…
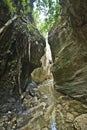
left=0, top=0, right=45, bottom=102
left=49, top=0, right=87, bottom=103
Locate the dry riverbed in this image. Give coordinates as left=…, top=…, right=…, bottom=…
left=0, top=79, right=87, bottom=130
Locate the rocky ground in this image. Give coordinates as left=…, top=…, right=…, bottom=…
left=0, top=79, right=87, bottom=130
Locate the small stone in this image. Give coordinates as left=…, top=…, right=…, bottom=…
left=57, top=104, right=62, bottom=110
left=58, top=96, right=65, bottom=100
left=71, top=112, right=79, bottom=117
left=8, top=98, right=16, bottom=103
left=8, top=111, right=11, bottom=114
left=42, top=95, right=48, bottom=99
left=66, top=113, right=74, bottom=123
left=82, top=104, right=87, bottom=109
left=62, top=102, right=70, bottom=110
left=33, top=96, right=38, bottom=103
left=7, top=121, right=10, bottom=125
left=42, top=128, right=48, bottom=130
left=30, top=104, right=33, bottom=107
left=12, top=125, right=16, bottom=129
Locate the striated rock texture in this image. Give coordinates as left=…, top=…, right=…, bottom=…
left=0, top=0, right=45, bottom=103
left=49, top=0, right=87, bottom=103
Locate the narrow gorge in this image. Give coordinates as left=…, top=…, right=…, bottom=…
left=0, top=0, right=87, bottom=130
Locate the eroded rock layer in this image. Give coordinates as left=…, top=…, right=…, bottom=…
left=48, top=0, right=87, bottom=103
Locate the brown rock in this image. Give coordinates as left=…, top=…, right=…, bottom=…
left=42, top=128, right=48, bottom=130
left=74, top=114, right=87, bottom=130
left=31, top=67, right=48, bottom=83
left=66, top=113, right=74, bottom=123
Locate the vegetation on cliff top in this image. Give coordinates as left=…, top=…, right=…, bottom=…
left=34, top=0, right=60, bottom=35
left=3, top=0, right=60, bottom=36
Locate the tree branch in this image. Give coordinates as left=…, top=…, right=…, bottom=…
left=0, top=15, right=18, bottom=34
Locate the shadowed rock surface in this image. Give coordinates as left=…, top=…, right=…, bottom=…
left=0, top=0, right=45, bottom=103
left=48, top=0, right=87, bottom=103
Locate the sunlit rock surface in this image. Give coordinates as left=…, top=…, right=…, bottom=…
left=31, top=36, right=53, bottom=84
left=48, top=0, right=87, bottom=103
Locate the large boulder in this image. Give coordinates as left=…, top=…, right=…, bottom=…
left=31, top=52, right=53, bottom=83
left=48, top=0, right=87, bottom=103
left=31, top=67, right=48, bottom=83
left=0, top=0, right=45, bottom=103
left=74, top=114, right=87, bottom=130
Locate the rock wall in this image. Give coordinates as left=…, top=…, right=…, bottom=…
left=0, top=0, right=45, bottom=102
left=48, top=0, right=87, bottom=103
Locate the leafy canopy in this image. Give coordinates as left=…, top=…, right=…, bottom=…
left=4, top=0, right=16, bottom=12
left=33, top=0, right=61, bottom=36
left=4, top=0, right=60, bottom=35
left=4, top=0, right=32, bottom=14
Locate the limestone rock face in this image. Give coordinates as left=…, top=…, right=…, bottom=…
left=48, top=0, right=87, bottom=103
left=0, top=0, right=45, bottom=102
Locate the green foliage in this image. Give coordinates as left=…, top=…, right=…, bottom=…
left=4, top=0, right=32, bottom=14
left=33, top=0, right=61, bottom=36
left=4, top=0, right=16, bottom=13
left=22, top=0, right=27, bottom=7
left=27, top=23, right=36, bottom=31
left=21, top=0, right=32, bottom=14
left=4, top=0, right=61, bottom=36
